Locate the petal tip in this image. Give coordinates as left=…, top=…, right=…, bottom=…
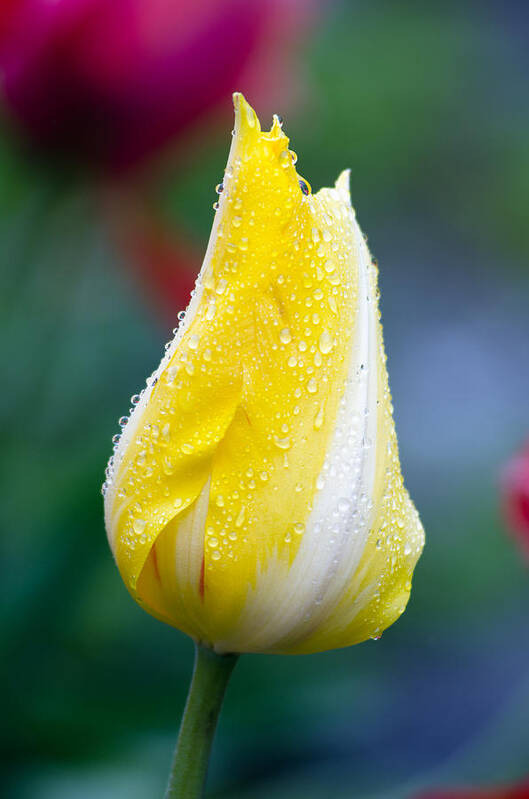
left=335, top=169, right=351, bottom=203
left=232, top=91, right=261, bottom=136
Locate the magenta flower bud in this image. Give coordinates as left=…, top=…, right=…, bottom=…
left=416, top=779, right=529, bottom=799
left=501, top=439, right=529, bottom=561
left=0, top=0, right=313, bottom=169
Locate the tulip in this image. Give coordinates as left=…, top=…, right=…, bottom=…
left=0, top=0, right=314, bottom=169
left=416, top=779, right=529, bottom=798
left=104, top=93, right=425, bottom=799
left=501, top=440, right=529, bottom=561
left=104, top=94, right=424, bottom=657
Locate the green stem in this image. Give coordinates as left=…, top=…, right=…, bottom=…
left=165, top=642, right=239, bottom=799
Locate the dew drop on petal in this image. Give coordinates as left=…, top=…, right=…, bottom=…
left=294, top=522, right=305, bottom=535
left=314, top=405, right=325, bottom=430
left=318, top=329, right=333, bottom=355
left=299, top=178, right=311, bottom=195
left=279, top=150, right=291, bottom=168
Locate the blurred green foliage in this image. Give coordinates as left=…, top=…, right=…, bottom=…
left=2, top=2, right=529, bottom=797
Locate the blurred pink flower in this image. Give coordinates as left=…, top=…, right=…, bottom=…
left=501, top=440, right=529, bottom=561
left=416, top=778, right=529, bottom=799
left=0, top=0, right=314, bottom=169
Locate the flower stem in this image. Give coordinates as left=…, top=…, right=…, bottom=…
left=165, top=642, right=239, bottom=799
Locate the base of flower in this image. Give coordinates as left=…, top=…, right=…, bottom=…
left=165, top=641, right=239, bottom=799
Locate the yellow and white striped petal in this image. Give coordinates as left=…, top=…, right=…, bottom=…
left=103, top=93, right=424, bottom=654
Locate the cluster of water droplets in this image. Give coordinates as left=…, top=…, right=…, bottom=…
left=101, top=293, right=198, bottom=503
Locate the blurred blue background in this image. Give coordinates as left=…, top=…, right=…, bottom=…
left=1, top=1, right=528, bottom=797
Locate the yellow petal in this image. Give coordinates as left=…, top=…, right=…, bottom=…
left=104, top=93, right=424, bottom=654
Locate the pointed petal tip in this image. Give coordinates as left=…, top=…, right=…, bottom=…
left=335, top=169, right=351, bottom=202
left=232, top=92, right=260, bottom=136
left=269, top=114, right=284, bottom=138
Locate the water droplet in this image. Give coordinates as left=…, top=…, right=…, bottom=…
left=279, top=150, right=291, bottom=168
left=232, top=216, right=242, bottom=228
left=130, top=394, right=141, bottom=405
left=306, top=378, right=318, bottom=394
left=235, top=506, right=246, bottom=527
left=206, top=300, right=216, bottom=320
left=118, top=416, right=129, bottom=427
left=293, top=522, right=304, bottom=535
left=133, top=519, right=146, bottom=534
left=280, top=327, right=292, bottom=344
left=318, top=329, right=333, bottom=354
left=314, top=405, right=325, bottom=430
left=274, top=435, right=291, bottom=450
left=299, top=178, right=311, bottom=195
left=188, top=334, right=199, bottom=350
left=215, top=182, right=224, bottom=194
left=212, top=201, right=219, bottom=211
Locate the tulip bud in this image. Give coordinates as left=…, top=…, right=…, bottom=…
left=104, top=94, right=424, bottom=654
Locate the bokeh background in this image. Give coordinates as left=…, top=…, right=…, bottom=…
left=2, top=1, right=529, bottom=797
